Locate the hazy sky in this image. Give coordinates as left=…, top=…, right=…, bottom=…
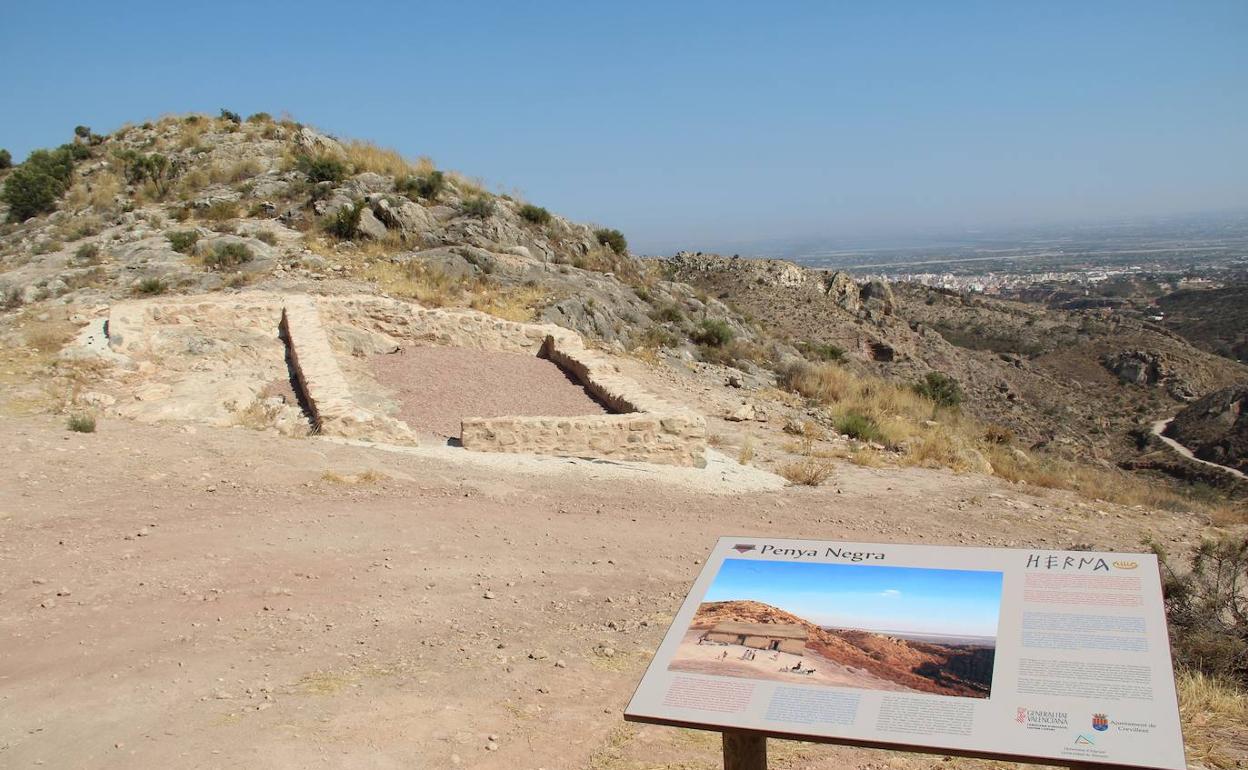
left=2, top=1, right=1245, bottom=253
left=703, top=559, right=1003, bottom=637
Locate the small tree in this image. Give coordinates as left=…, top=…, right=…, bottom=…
left=74, top=125, right=92, bottom=140
left=220, top=108, right=242, bottom=124
left=595, top=227, right=627, bottom=254
left=0, top=149, right=11, bottom=169
left=1, top=146, right=79, bottom=221
left=296, top=154, right=347, bottom=183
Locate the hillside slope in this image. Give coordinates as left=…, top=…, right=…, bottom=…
left=666, top=252, right=1248, bottom=465
left=692, top=599, right=992, bottom=697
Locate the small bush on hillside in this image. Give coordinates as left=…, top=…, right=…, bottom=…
left=74, top=243, right=101, bottom=263
left=201, top=200, right=239, bottom=221
left=1, top=146, right=81, bottom=221
left=324, top=201, right=366, bottom=240
left=74, top=125, right=92, bottom=139
left=650, top=303, right=686, bottom=324
left=396, top=170, right=444, bottom=200
left=115, top=151, right=181, bottom=198
left=135, top=277, right=166, bottom=295
left=690, top=318, right=734, bottom=347
left=835, top=411, right=883, bottom=444
left=296, top=154, right=347, bottom=183
left=203, top=242, right=253, bottom=270
left=798, top=341, right=846, bottom=363
left=913, top=371, right=963, bottom=408
left=167, top=230, right=199, bottom=254
left=67, top=413, right=96, bottom=433
left=519, top=204, right=551, bottom=225
left=1153, top=536, right=1248, bottom=683
left=460, top=195, right=495, bottom=219
left=0, top=149, right=11, bottom=169
left=595, top=227, right=627, bottom=254
left=246, top=112, right=272, bottom=123
left=983, top=424, right=1016, bottom=444
left=220, top=108, right=241, bottom=124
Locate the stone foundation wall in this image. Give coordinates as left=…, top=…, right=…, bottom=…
left=280, top=296, right=413, bottom=442
left=106, top=292, right=706, bottom=467
left=461, top=332, right=707, bottom=467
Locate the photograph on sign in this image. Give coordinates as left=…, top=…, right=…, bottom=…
left=625, top=538, right=1187, bottom=770
left=668, top=558, right=1002, bottom=698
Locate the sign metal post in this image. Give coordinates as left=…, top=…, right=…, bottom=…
left=722, top=730, right=767, bottom=770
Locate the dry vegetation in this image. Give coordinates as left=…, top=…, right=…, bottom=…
left=773, top=360, right=1245, bottom=521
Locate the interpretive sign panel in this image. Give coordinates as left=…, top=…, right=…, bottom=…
left=625, top=537, right=1185, bottom=769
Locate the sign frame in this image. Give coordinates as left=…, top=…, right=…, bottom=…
left=624, top=536, right=1186, bottom=770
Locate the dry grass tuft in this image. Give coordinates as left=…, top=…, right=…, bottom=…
left=210, top=158, right=262, bottom=185
left=779, top=457, right=835, bottom=486
left=1177, top=669, right=1248, bottom=768
left=468, top=283, right=550, bottom=322
left=737, top=435, right=755, bottom=464
left=341, top=140, right=434, bottom=178
left=320, top=469, right=389, bottom=485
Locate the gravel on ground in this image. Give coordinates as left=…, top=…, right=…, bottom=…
left=371, top=346, right=608, bottom=438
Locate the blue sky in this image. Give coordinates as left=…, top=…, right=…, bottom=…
left=704, top=558, right=1003, bottom=637
left=2, top=1, right=1245, bottom=253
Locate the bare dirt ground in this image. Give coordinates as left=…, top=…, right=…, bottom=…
left=371, top=347, right=607, bottom=439
left=0, top=414, right=1232, bottom=770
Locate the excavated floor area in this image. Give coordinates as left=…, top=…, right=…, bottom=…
left=371, top=346, right=608, bottom=439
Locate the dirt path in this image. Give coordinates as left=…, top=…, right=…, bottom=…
left=0, top=415, right=1226, bottom=769
left=1151, top=418, right=1248, bottom=481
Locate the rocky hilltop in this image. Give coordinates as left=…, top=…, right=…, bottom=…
left=691, top=599, right=992, bottom=697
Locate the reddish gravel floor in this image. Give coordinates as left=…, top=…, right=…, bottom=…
left=371, top=346, right=608, bottom=438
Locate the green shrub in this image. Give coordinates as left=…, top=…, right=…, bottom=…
left=0, top=149, right=11, bottom=169
left=518, top=204, right=551, bottom=225
left=460, top=195, right=495, bottom=219
left=690, top=318, right=734, bottom=347
left=75, top=243, right=101, bottom=263
left=114, top=150, right=181, bottom=197
left=1153, top=536, right=1248, bottom=683
left=246, top=112, right=273, bottom=123
left=1, top=146, right=79, bottom=221
left=397, top=170, right=444, bottom=200
left=220, top=108, right=241, bottom=124
left=74, top=125, right=92, bottom=139
left=913, top=371, right=963, bottom=408
left=296, top=154, right=347, bottom=183
left=798, top=341, right=845, bottom=363
left=67, top=413, right=96, bottom=433
left=136, top=277, right=166, bottom=295
left=167, top=230, right=199, bottom=254
left=835, top=412, right=883, bottom=443
left=595, top=228, right=627, bottom=254
left=324, top=201, right=365, bottom=240
left=253, top=230, right=278, bottom=246
left=203, top=241, right=254, bottom=270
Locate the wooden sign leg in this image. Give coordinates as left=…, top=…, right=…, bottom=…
left=722, top=730, right=767, bottom=770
